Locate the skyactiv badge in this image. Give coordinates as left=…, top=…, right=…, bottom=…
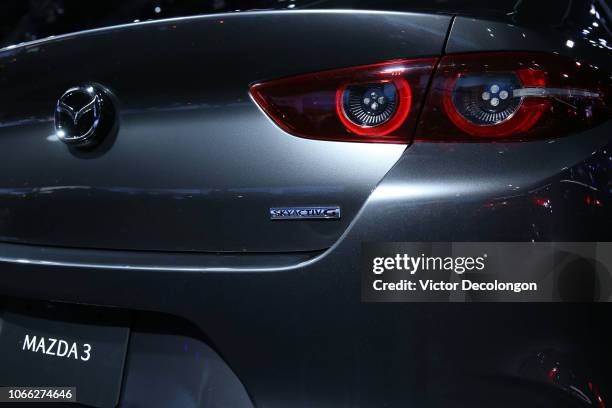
left=270, top=207, right=341, bottom=220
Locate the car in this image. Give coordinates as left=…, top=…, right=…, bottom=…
left=0, top=0, right=610, bottom=407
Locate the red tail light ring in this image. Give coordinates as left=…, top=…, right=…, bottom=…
left=335, top=77, right=412, bottom=136
left=440, top=68, right=551, bottom=137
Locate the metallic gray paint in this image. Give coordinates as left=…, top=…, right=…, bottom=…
left=447, top=16, right=612, bottom=69
left=1, top=123, right=611, bottom=407
left=0, top=10, right=453, bottom=252
left=0, top=4, right=611, bottom=407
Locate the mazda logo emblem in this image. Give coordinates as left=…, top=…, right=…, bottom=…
left=54, top=84, right=115, bottom=147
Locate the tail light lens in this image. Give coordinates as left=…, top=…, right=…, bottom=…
left=416, top=52, right=611, bottom=141
left=250, top=53, right=610, bottom=144
left=249, top=58, right=437, bottom=143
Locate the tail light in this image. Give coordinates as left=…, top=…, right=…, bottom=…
left=250, top=52, right=610, bottom=144
left=416, top=52, right=611, bottom=141
left=249, top=58, right=437, bottom=143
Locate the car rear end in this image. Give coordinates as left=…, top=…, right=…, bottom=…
left=0, top=1, right=611, bottom=407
